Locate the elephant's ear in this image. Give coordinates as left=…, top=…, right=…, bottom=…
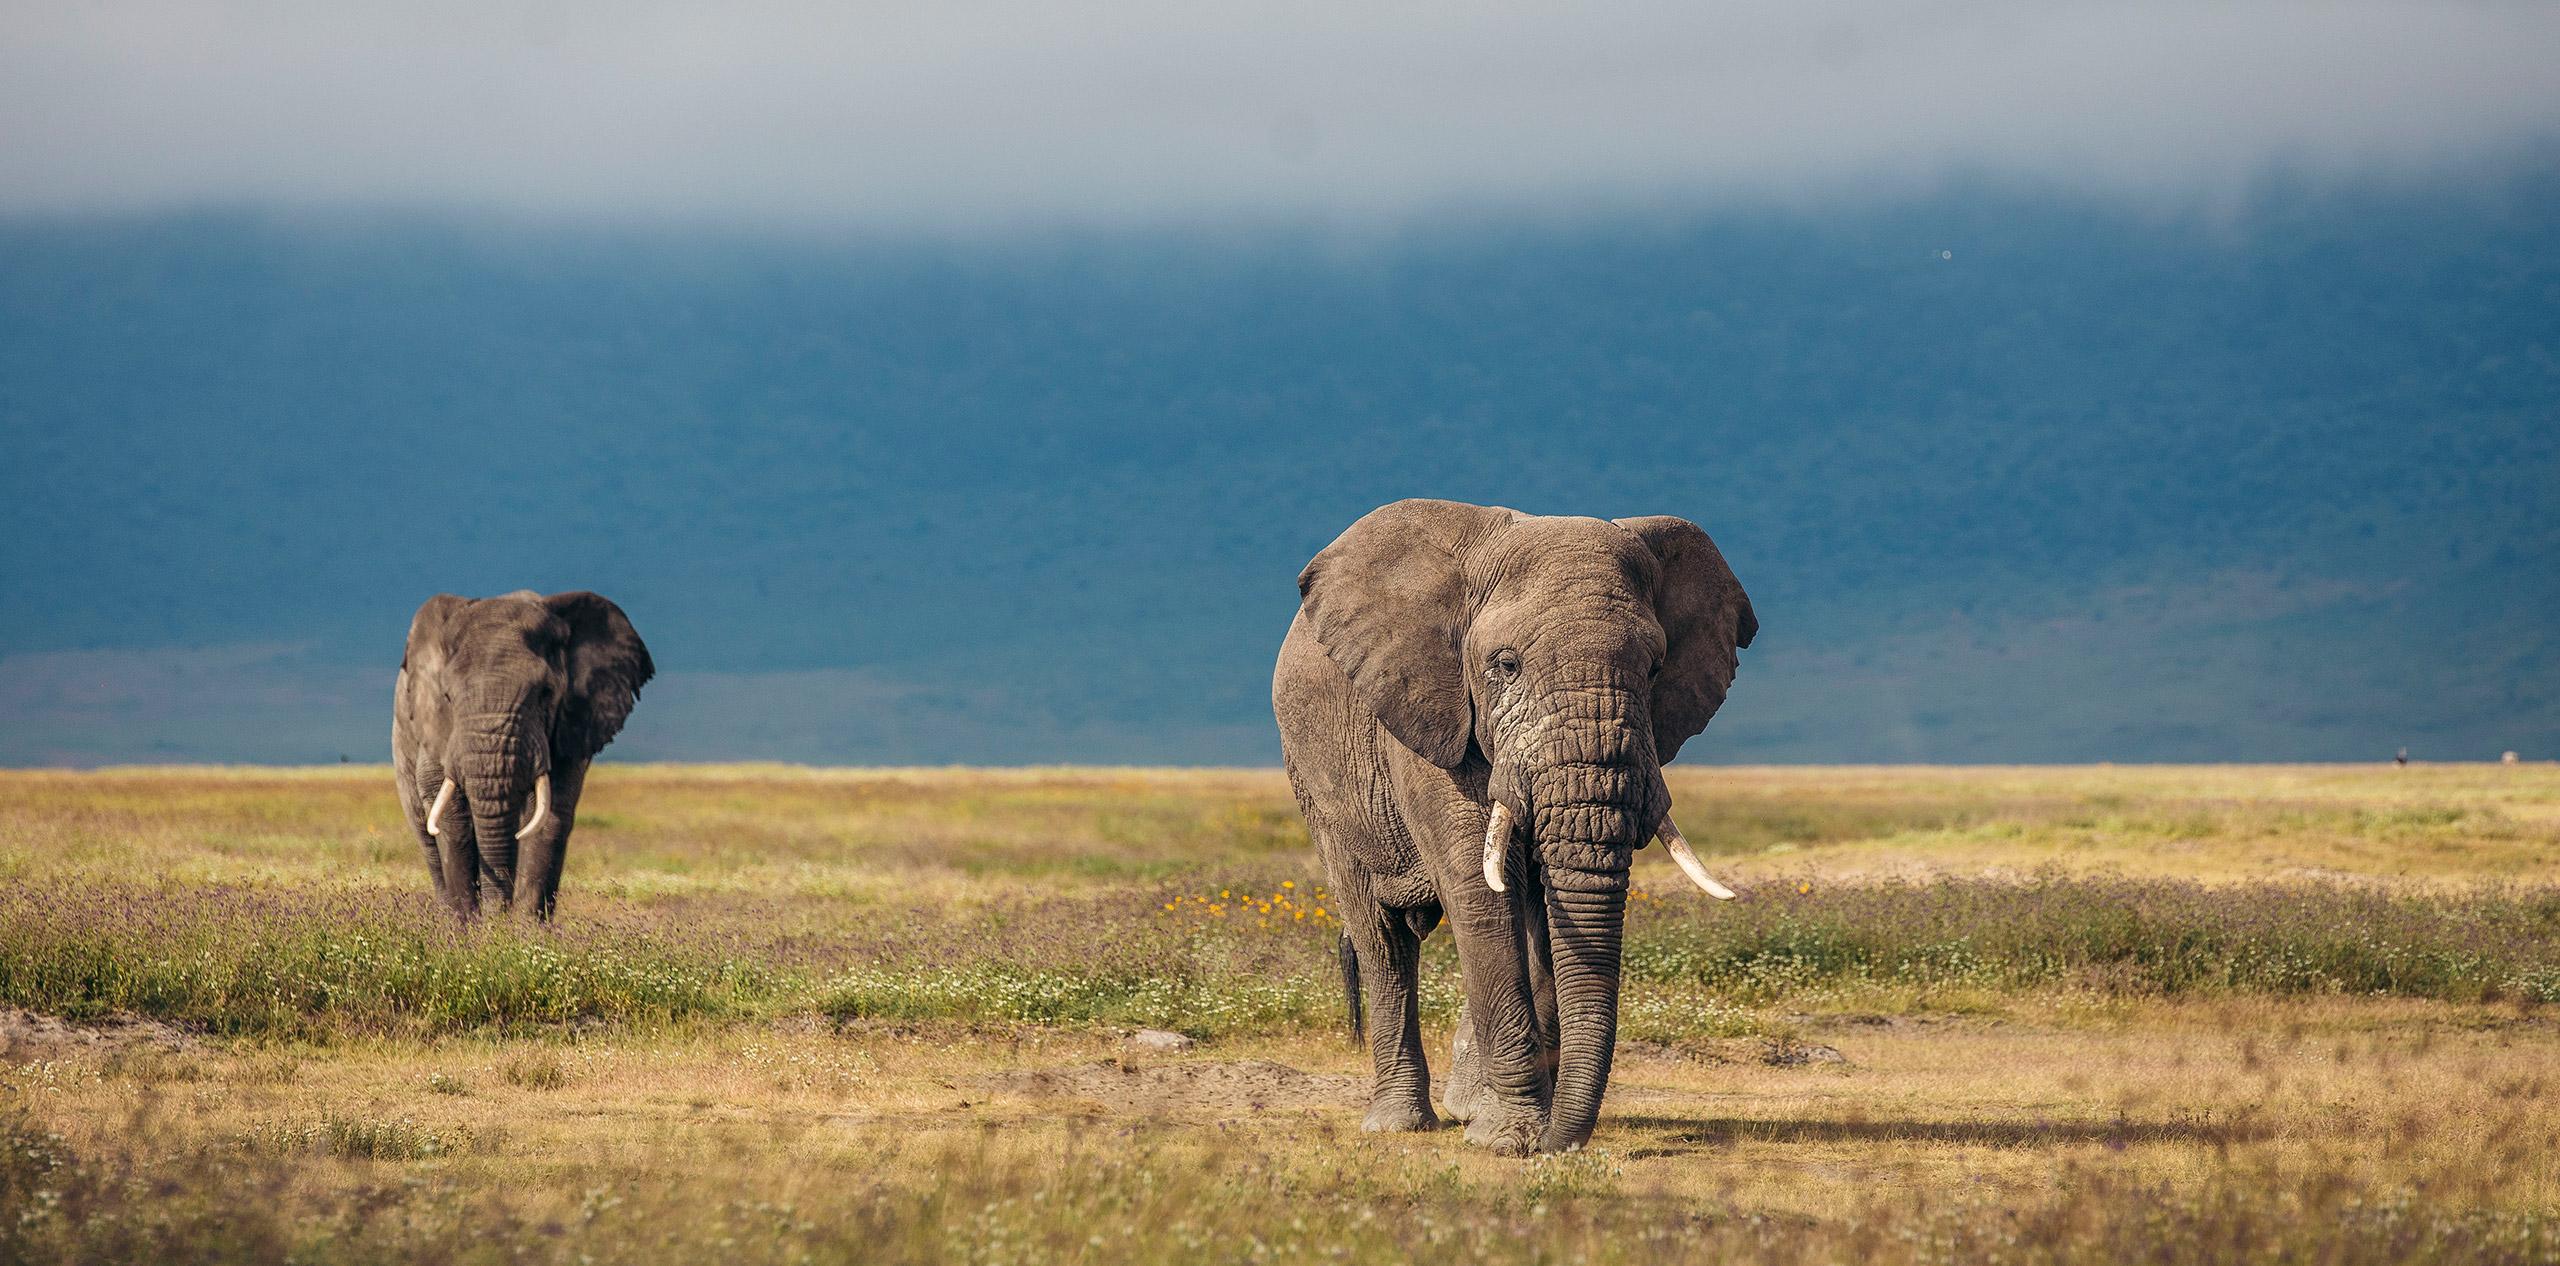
left=397, top=595, right=471, bottom=744
left=544, top=591, right=655, bottom=759
left=400, top=594, right=470, bottom=675
left=1298, top=499, right=1511, bottom=768
left=1615, top=516, right=1755, bottom=764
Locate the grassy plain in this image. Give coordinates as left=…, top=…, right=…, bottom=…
left=5, top=762, right=2560, bottom=1263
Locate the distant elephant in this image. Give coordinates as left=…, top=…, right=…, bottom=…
left=1274, top=500, right=1755, bottom=1155
left=393, top=590, right=653, bottom=920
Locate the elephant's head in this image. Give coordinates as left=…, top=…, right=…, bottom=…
left=399, top=590, right=652, bottom=915
left=1299, top=499, right=1754, bottom=1151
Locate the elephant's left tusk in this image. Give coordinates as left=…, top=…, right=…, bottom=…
left=1482, top=801, right=1514, bottom=893
left=516, top=772, right=551, bottom=840
left=425, top=778, right=456, bottom=837
left=1657, top=815, right=1737, bottom=900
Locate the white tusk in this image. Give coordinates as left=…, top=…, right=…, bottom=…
left=1482, top=801, right=1514, bottom=893
left=1657, top=815, right=1737, bottom=900
left=425, top=779, right=456, bottom=837
left=516, top=772, right=551, bottom=840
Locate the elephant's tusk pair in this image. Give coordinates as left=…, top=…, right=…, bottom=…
left=1482, top=802, right=1515, bottom=893
left=516, top=772, right=551, bottom=840
left=425, top=779, right=456, bottom=837
left=424, top=774, right=549, bottom=839
left=1483, top=804, right=1737, bottom=900
left=1657, top=816, right=1737, bottom=900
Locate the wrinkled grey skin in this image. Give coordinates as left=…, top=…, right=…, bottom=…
left=1273, top=500, right=1754, bottom=1155
left=392, top=591, right=653, bottom=920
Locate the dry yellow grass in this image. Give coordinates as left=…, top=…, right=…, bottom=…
left=1666, top=763, right=2560, bottom=883
left=9, top=760, right=2554, bottom=892
left=5, top=762, right=2559, bottom=1263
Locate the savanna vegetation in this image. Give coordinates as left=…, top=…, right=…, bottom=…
left=4, top=762, right=2559, bottom=1263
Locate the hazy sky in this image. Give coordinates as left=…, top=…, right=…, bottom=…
left=6, top=1, right=2559, bottom=226
left=2, top=5, right=2554, bottom=766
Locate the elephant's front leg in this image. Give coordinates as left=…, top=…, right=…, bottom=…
left=395, top=761, right=441, bottom=896
left=1525, top=869, right=1561, bottom=1089
left=510, top=818, right=565, bottom=922
left=437, top=813, right=482, bottom=919
left=404, top=760, right=480, bottom=918
left=1443, top=864, right=1554, bottom=1156
left=510, top=759, right=587, bottom=921
left=1445, top=876, right=1559, bottom=1123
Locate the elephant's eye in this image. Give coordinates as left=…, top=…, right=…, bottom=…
left=1489, top=650, right=1522, bottom=682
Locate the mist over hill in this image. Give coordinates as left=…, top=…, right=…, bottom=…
left=2, top=171, right=2554, bottom=765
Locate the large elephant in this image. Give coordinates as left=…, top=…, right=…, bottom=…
left=393, top=590, right=653, bottom=920
left=1273, top=500, right=1755, bottom=1155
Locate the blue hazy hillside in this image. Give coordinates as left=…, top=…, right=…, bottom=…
left=2, top=173, right=2554, bottom=765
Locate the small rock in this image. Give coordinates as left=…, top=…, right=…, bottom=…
left=1127, top=1028, right=1197, bottom=1051
left=1760, top=1039, right=1847, bottom=1067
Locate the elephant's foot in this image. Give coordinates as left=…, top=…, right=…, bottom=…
left=1462, top=1101, right=1546, bottom=1157
left=1362, top=1086, right=1441, bottom=1134
left=1441, top=1009, right=1487, bottom=1122
left=1441, top=1082, right=1507, bottom=1126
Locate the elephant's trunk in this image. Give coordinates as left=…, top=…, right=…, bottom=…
left=1522, top=693, right=1665, bottom=1152
left=459, top=706, right=546, bottom=912
left=1539, top=862, right=1629, bottom=1152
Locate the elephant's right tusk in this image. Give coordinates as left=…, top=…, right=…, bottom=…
left=1482, top=801, right=1514, bottom=893
left=425, top=778, right=456, bottom=837
left=516, top=772, right=551, bottom=840
left=1657, top=815, right=1737, bottom=900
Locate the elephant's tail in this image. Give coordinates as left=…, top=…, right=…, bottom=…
left=1337, top=932, right=1363, bottom=1046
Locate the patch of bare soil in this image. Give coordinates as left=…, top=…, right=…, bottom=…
left=1618, top=1037, right=1848, bottom=1068
left=0, top=1008, right=200, bottom=1059
left=979, top=1058, right=1361, bottom=1119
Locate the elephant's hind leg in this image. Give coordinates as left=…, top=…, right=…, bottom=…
left=1343, top=880, right=1440, bottom=1133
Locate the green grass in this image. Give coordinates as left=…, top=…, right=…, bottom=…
left=1624, top=875, right=2560, bottom=1004
left=12, top=870, right=2560, bottom=1043
left=0, top=886, right=779, bottom=1039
